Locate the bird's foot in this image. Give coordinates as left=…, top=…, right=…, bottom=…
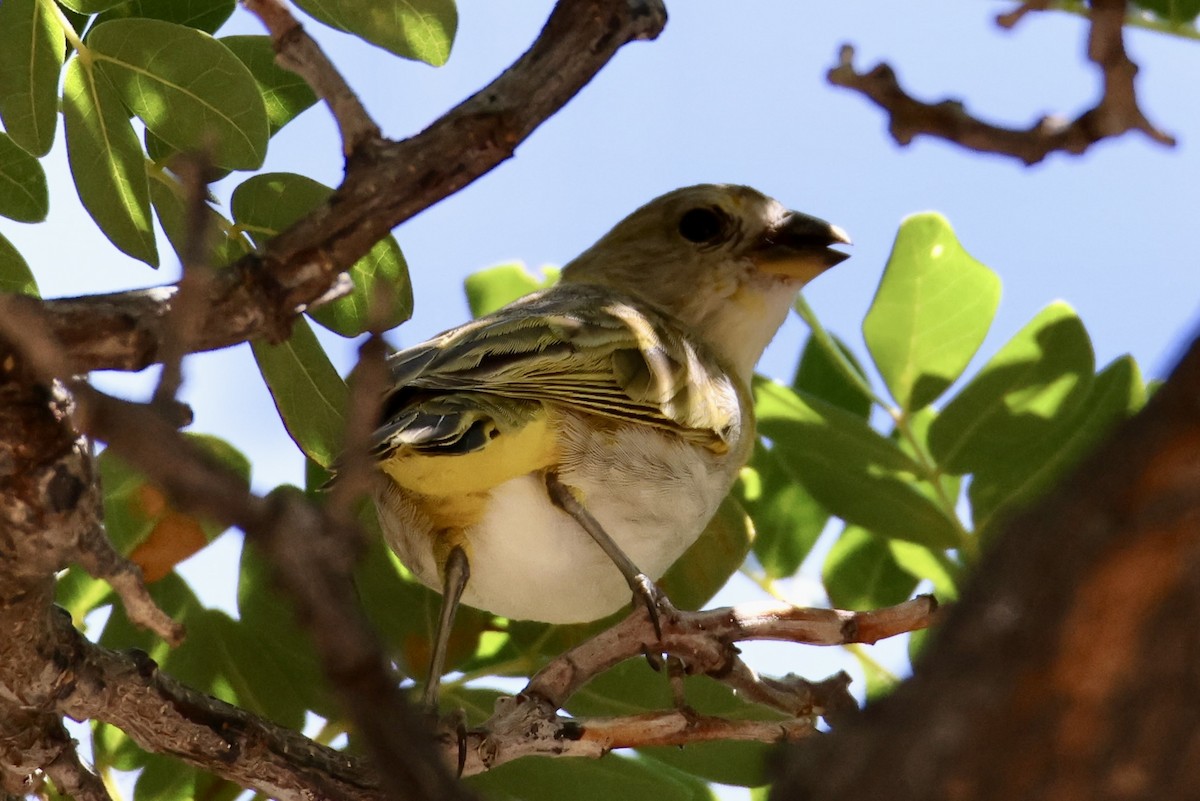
left=425, top=704, right=470, bottom=776
left=629, top=572, right=676, bottom=641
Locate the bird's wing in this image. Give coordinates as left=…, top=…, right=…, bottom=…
left=375, top=285, right=742, bottom=459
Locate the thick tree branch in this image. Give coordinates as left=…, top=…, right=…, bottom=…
left=828, top=0, right=1174, bottom=164
left=18, top=0, right=667, bottom=374
left=773, top=330, right=1200, bottom=800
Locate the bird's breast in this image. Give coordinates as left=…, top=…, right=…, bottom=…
left=376, top=412, right=745, bottom=624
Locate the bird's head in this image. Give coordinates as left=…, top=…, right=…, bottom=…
left=562, top=184, right=850, bottom=378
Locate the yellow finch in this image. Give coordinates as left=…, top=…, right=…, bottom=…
left=372, top=184, right=849, bottom=704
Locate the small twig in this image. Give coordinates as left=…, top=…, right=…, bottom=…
left=152, top=151, right=216, bottom=413
left=829, top=0, right=1175, bottom=165
left=437, top=598, right=935, bottom=773
left=996, top=0, right=1052, bottom=29
left=242, top=0, right=381, bottom=155
left=327, top=287, right=395, bottom=520
left=528, top=596, right=938, bottom=709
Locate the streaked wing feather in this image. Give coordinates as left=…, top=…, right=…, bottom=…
left=377, top=285, right=741, bottom=453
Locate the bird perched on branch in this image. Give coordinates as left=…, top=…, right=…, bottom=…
left=372, top=184, right=850, bottom=705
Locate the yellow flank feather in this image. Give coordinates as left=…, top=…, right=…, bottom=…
left=379, top=410, right=559, bottom=501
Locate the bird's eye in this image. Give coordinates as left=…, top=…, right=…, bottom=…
left=678, top=207, right=727, bottom=244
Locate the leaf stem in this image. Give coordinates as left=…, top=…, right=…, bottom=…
left=45, top=0, right=87, bottom=58
left=793, top=294, right=889, bottom=409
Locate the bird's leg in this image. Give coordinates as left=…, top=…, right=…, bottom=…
left=422, top=544, right=470, bottom=709
left=544, top=471, right=674, bottom=639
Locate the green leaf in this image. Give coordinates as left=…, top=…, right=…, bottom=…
left=134, top=756, right=195, bottom=801
left=567, top=661, right=779, bottom=787
left=464, top=262, right=558, bottom=318
left=55, top=567, right=113, bottom=628
left=0, top=0, right=63, bottom=155
left=0, top=232, right=39, bottom=296
left=755, top=379, right=960, bottom=549
left=863, top=213, right=1000, bottom=413
left=148, top=173, right=250, bottom=268
left=0, top=133, right=49, bottom=221
left=658, top=495, right=754, bottom=610
left=97, top=434, right=249, bottom=579
left=221, top=35, right=318, bottom=135
left=737, top=442, right=828, bottom=580
left=94, top=0, right=237, bottom=34
left=970, top=354, right=1144, bottom=533
left=251, top=316, right=348, bottom=467
left=823, top=525, right=918, bottom=610
left=792, top=333, right=872, bottom=418
left=354, top=528, right=490, bottom=682
left=62, top=57, right=158, bottom=266
left=89, top=19, right=269, bottom=170
left=58, top=0, right=127, bottom=13
left=238, top=537, right=339, bottom=717
left=233, top=172, right=412, bottom=335
left=928, top=302, right=1095, bottom=475
left=468, top=752, right=711, bottom=801
left=293, top=0, right=458, bottom=67
left=1133, top=0, right=1200, bottom=24
left=887, top=540, right=959, bottom=601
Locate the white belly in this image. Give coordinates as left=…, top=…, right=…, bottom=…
left=378, top=419, right=739, bottom=623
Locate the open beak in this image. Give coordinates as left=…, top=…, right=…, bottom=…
left=749, top=211, right=851, bottom=282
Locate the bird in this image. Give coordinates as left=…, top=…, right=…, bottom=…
left=371, top=184, right=850, bottom=706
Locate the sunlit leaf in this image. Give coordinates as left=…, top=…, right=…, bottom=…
left=148, top=174, right=250, bottom=268
left=94, top=0, right=237, bottom=34
left=251, top=317, right=348, bottom=467
left=464, top=262, right=558, bottom=318
left=755, top=379, right=960, bottom=549
left=863, top=213, right=1000, bottom=412
left=823, top=525, right=919, bottom=610
left=887, top=540, right=959, bottom=601
left=233, top=172, right=412, bottom=335
left=58, top=0, right=127, bottom=13
left=0, top=133, right=49, bottom=222
left=792, top=333, right=872, bottom=418
left=221, top=35, right=318, bottom=135
left=293, top=0, right=458, bottom=66
left=89, top=19, right=268, bottom=170
left=0, top=232, right=39, bottom=296
left=929, top=302, right=1094, bottom=475
left=970, top=354, right=1144, bottom=533
left=63, top=57, right=158, bottom=265
left=0, top=0, right=63, bottom=155
left=736, top=442, right=827, bottom=580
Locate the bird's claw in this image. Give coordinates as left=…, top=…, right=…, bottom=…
left=630, top=573, right=675, bottom=641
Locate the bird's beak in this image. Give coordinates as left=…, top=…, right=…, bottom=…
left=748, top=211, right=852, bottom=282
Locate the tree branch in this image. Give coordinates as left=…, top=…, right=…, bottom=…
left=242, top=0, right=380, bottom=153
left=19, top=0, right=667, bottom=373
left=828, top=0, right=1174, bottom=164
left=444, top=598, right=935, bottom=775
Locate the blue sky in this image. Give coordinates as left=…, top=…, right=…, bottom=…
left=4, top=0, right=1199, bottom=784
